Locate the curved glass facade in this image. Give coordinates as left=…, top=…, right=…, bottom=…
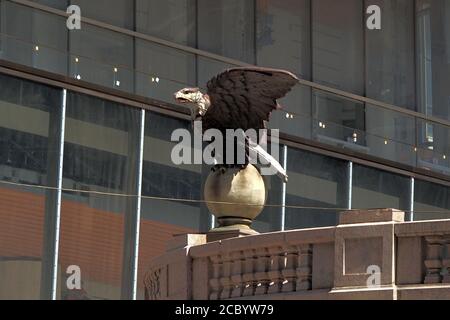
left=0, top=0, right=450, bottom=299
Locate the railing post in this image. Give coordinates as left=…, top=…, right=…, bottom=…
left=296, top=244, right=312, bottom=291
left=242, top=249, right=256, bottom=297
left=209, top=254, right=222, bottom=300
left=424, top=236, right=444, bottom=284
left=282, top=246, right=298, bottom=292
left=230, top=251, right=244, bottom=298
left=267, top=246, right=284, bottom=294
left=254, top=248, right=270, bottom=296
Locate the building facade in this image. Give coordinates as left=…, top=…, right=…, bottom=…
left=0, top=0, right=449, bottom=299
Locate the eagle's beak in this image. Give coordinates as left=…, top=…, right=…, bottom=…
left=174, top=91, right=186, bottom=103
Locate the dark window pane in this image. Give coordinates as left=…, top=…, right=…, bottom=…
left=69, top=24, right=134, bottom=92
left=71, top=0, right=134, bottom=29
left=0, top=74, right=62, bottom=299
left=136, top=0, right=196, bottom=46
left=256, top=0, right=310, bottom=78
left=0, top=1, right=67, bottom=74
left=312, top=0, right=364, bottom=94
left=137, top=112, right=204, bottom=299
left=365, top=104, right=417, bottom=167
left=30, top=0, right=68, bottom=10
left=312, top=0, right=364, bottom=151
left=198, top=0, right=255, bottom=63
left=135, top=39, right=196, bottom=104
left=312, top=90, right=366, bottom=152
left=58, top=92, right=141, bottom=300
left=365, top=0, right=416, bottom=109
left=255, top=1, right=312, bottom=140
left=416, top=0, right=450, bottom=120
left=416, top=0, right=450, bottom=177
left=414, top=179, right=450, bottom=221
left=285, top=148, right=347, bottom=229
left=352, top=164, right=410, bottom=211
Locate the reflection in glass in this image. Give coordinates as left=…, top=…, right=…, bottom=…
left=0, top=1, right=68, bottom=74
left=136, top=0, right=196, bottom=46
left=352, top=164, right=410, bottom=211
left=312, top=0, right=364, bottom=95
left=365, top=104, right=416, bottom=167
left=0, top=73, right=62, bottom=299
left=71, top=0, right=134, bottom=29
left=58, top=92, right=141, bottom=300
left=365, top=0, right=415, bottom=110
left=137, top=112, right=205, bottom=299
left=69, top=24, right=134, bottom=91
left=285, top=148, right=347, bottom=229
left=312, top=90, right=365, bottom=150
left=416, top=0, right=450, bottom=169
left=414, top=179, right=450, bottom=221
left=197, top=0, right=255, bottom=63
left=135, top=39, right=196, bottom=104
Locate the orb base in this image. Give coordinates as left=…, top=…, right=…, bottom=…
left=204, top=164, right=267, bottom=239
left=206, top=224, right=259, bottom=242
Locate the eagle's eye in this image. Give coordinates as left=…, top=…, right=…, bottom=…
left=183, top=88, right=199, bottom=94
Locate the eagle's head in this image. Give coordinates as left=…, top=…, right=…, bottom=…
left=174, top=87, right=210, bottom=120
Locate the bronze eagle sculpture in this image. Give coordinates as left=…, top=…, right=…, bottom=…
left=174, top=67, right=299, bottom=182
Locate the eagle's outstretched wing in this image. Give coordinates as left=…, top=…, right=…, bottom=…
left=202, top=67, right=299, bottom=131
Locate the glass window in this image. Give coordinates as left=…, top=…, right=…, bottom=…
left=416, top=0, right=450, bottom=120
left=365, top=0, right=415, bottom=110
left=256, top=0, right=312, bottom=140
left=365, top=104, right=417, bottom=167
left=31, top=0, right=70, bottom=11
left=0, top=1, right=68, bottom=74
left=312, top=90, right=366, bottom=151
left=197, top=0, right=255, bottom=64
left=416, top=0, right=450, bottom=177
left=285, top=148, right=348, bottom=229
left=30, top=0, right=68, bottom=10
left=58, top=92, right=141, bottom=300
left=137, top=112, right=205, bottom=299
left=135, top=39, right=196, bottom=105
left=352, top=164, right=410, bottom=211
left=312, top=0, right=364, bottom=149
left=414, top=179, right=450, bottom=221
left=269, top=85, right=312, bottom=140
left=71, top=0, right=134, bottom=29
left=69, top=24, right=134, bottom=92
left=136, top=0, right=196, bottom=46
left=416, top=119, right=450, bottom=175
left=0, top=73, right=62, bottom=299
left=256, top=0, right=310, bottom=78
left=312, top=0, right=364, bottom=95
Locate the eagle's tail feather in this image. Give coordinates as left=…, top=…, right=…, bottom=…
left=237, top=137, right=288, bottom=183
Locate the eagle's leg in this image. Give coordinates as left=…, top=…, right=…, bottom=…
left=211, top=164, right=228, bottom=174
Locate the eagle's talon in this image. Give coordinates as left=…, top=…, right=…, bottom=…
left=219, top=167, right=227, bottom=174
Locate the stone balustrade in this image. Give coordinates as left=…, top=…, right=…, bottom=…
left=144, top=209, right=450, bottom=300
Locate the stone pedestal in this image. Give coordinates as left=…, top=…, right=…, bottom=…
left=332, top=208, right=405, bottom=295
left=206, top=226, right=258, bottom=242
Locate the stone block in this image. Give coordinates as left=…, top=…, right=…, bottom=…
left=339, top=208, right=405, bottom=225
